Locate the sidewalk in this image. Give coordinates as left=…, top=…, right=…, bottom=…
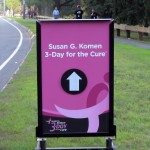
left=115, top=37, right=150, bottom=49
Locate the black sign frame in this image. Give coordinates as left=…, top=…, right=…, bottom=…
left=36, top=19, right=116, bottom=138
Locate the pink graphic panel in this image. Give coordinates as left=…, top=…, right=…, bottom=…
left=37, top=20, right=114, bottom=135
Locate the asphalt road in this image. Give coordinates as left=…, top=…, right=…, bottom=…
left=0, top=17, right=33, bottom=91
left=115, top=37, right=150, bottom=49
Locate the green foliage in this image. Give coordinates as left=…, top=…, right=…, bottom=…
left=0, top=3, right=2, bottom=11
left=5, top=0, right=150, bottom=25
left=87, top=0, right=149, bottom=26
left=114, top=0, right=145, bottom=25
left=6, top=0, right=21, bottom=13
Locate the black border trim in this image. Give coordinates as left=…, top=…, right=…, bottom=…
left=36, top=19, right=116, bottom=138
left=36, top=21, right=43, bottom=137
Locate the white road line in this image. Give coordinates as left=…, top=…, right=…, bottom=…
left=0, top=18, right=23, bottom=71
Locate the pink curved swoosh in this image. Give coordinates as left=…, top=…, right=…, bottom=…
left=55, top=94, right=109, bottom=133
left=87, top=83, right=108, bottom=108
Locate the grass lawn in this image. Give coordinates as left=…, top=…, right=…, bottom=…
left=0, top=18, right=150, bottom=150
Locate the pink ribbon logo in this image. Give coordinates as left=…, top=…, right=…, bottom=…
left=55, top=83, right=109, bottom=133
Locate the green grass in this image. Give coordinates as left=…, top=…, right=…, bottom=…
left=0, top=37, right=37, bottom=150
left=0, top=17, right=150, bottom=150
left=114, top=43, right=150, bottom=150
left=12, top=17, right=36, bottom=34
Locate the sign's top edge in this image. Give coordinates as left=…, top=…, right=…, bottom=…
left=37, top=18, right=114, bottom=22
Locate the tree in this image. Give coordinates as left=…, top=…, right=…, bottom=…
left=6, top=0, right=21, bottom=14
left=144, top=0, right=150, bottom=27
left=25, top=0, right=75, bottom=16
left=23, top=0, right=149, bottom=26
left=83, top=0, right=113, bottom=18
left=113, top=0, right=150, bottom=25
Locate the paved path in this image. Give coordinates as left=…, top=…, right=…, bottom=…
left=115, top=37, right=150, bottom=49
left=0, top=17, right=33, bottom=91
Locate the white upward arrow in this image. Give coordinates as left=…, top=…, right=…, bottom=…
left=67, top=72, right=82, bottom=91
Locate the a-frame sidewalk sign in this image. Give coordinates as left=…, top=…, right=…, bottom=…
left=36, top=19, right=116, bottom=150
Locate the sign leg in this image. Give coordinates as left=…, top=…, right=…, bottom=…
left=106, top=138, right=117, bottom=150
left=35, top=138, right=47, bottom=150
